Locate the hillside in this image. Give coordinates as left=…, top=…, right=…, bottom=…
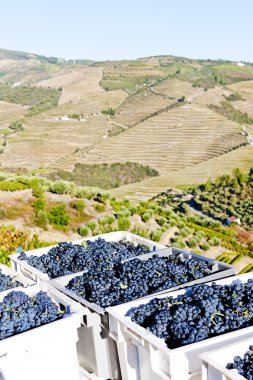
left=0, top=49, right=253, bottom=199
left=0, top=171, right=252, bottom=275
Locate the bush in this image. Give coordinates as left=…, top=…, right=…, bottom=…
left=179, top=228, right=190, bottom=238
left=36, top=211, right=48, bottom=229
left=118, top=209, right=131, bottom=218
left=32, top=186, right=44, bottom=198
left=129, top=205, right=137, bottom=215
left=101, top=107, right=116, bottom=116
left=87, top=220, right=97, bottom=232
left=48, top=204, right=70, bottom=226
left=104, top=214, right=116, bottom=224
left=170, top=220, right=177, bottom=227
left=118, top=217, right=131, bottom=231
left=0, top=181, right=29, bottom=191
left=150, top=229, right=163, bottom=242
left=187, top=238, right=197, bottom=249
left=173, top=238, right=186, bottom=249
left=71, top=200, right=86, bottom=211
left=49, top=180, right=75, bottom=195
left=98, top=217, right=108, bottom=226
left=201, top=242, right=210, bottom=251
left=178, top=221, right=186, bottom=229
left=208, top=237, right=220, bottom=246
left=142, top=212, right=152, bottom=222
left=94, top=203, right=106, bottom=212
left=156, top=216, right=167, bottom=226
left=33, top=198, right=46, bottom=213
left=78, top=226, right=90, bottom=237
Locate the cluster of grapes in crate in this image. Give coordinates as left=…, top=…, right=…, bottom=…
left=0, top=290, right=65, bottom=340
left=19, top=238, right=213, bottom=307
left=127, top=279, right=253, bottom=350
left=0, top=268, right=22, bottom=292
left=18, top=238, right=150, bottom=278
left=227, top=345, right=253, bottom=379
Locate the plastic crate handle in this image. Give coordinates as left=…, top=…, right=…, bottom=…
left=149, top=345, right=171, bottom=380
left=124, top=327, right=145, bottom=347
left=20, top=267, right=35, bottom=280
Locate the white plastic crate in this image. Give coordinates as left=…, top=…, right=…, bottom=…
left=0, top=264, right=34, bottom=295
left=48, top=245, right=234, bottom=380
left=0, top=282, right=85, bottom=380
left=49, top=272, right=121, bottom=379
left=10, top=231, right=166, bottom=282
left=200, top=337, right=253, bottom=380
left=107, top=273, right=253, bottom=380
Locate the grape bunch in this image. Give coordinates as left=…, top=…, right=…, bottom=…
left=0, top=290, right=65, bottom=340
left=18, top=238, right=150, bottom=279
left=126, top=279, right=253, bottom=349
left=226, top=346, right=253, bottom=379
left=66, top=254, right=212, bottom=308
left=0, top=268, right=23, bottom=292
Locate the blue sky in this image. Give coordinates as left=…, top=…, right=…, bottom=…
left=0, top=0, right=252, bottom=62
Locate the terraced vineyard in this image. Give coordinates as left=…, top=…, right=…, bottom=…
left=153, top=78, right=202, bottom=99
left=0, top=111, right=110, bottom=170
left=81, top=103, right=245, bottom=174
left=111, top=145, right=253, bottom=202
left=112, top=90, right=175, bottom=127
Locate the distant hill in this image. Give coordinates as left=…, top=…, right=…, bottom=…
left=0, top=48, right=252, bottom=200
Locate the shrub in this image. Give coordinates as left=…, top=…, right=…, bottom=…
left=129, top=205, right=137, bottom=215
left=94, top=203, right=106, bottom=212
left=118, top=217, right=131, bottom=231
left=179, top=228, right=190, bottom=238
left=36, top=211, right=48, bottom=229
left=48, top=204, right=70, bottom=226
left=75, top=187, right=93, bottom=199
left=173, top=238, right=186, bottom=249
left=118, top=209, right=131, bottom=218
left=87, top=220, right=97, bottom=232
left=49, top=180, right=75, bottom=195
left=178, top=221, right=186, bottom=229
left=195, top=230, right=205, bottom=239
left=130, top=226, right=149, bottom=239
left=78, top=226, right=90, bottom=237
left=201, top=242, right=210, bottom=251
left=142, top=212, right=152, bottom=222
left=101, top=107, right=116, bottom=115
left=32, top=186, right=44, bottom=198
left=98, top=217, right=107, bottom=226
left=187, top=238, right=197, bottom=249
left=150, top=229, right=163, bottom=242
left=99, top=191, right=111, bottom=203
left=33, top=198, right=46, bottom=213
left=0, top=181, right=29, bottom=191
left=208, top=237, right=220, bottom=246
left=71, top=200, right=86, bottom=211
left=156, top=216, right=167, bottom=226
left=104, top=214, right=116, bottom=224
